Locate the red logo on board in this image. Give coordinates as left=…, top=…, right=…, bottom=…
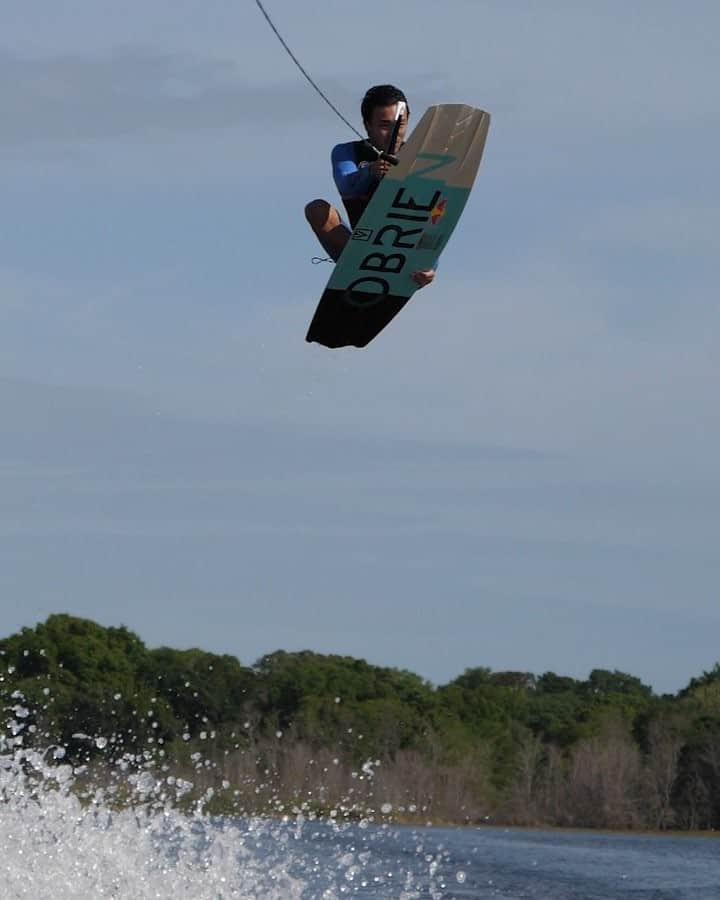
left=430, top=198, right=447, bottom=225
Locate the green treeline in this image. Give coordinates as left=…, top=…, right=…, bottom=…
left=2, top=614, right=720, bottom=830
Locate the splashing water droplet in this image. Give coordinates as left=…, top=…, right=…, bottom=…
left=135, top=771, right=156, bottom=794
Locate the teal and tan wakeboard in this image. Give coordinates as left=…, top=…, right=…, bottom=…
left=306, top=104, right=490, bottom=349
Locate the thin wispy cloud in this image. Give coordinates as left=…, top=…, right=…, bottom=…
left=0, top=50, right=330, bottom=148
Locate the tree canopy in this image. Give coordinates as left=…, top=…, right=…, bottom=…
left=2, top=614, right=719, bottom=829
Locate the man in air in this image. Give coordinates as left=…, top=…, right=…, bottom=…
left=304, top=84, right=436, bottom=288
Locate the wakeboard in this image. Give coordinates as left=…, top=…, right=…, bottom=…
left=306, top=104, right=490, bottom=349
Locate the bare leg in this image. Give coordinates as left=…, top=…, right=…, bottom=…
left=305, top=199, right=351, bottom=262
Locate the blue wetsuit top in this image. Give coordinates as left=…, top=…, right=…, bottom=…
left=331, top=140, right=382, bottom=229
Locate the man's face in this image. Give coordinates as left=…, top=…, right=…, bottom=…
left=365, top=103, right=408, bottom=153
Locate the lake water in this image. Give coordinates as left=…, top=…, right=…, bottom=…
left=3, top=788, right=719, bottom=898
left=252, top=820, right=720, bottom=899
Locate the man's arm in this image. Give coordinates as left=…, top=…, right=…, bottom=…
left=331, top=143, right=376, bottom=198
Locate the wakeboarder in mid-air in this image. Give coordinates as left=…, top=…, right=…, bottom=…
left=255, top=2, right=489, bottom=348
left=304, top=84, right=436, bottom=289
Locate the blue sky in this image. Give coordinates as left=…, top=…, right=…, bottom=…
left=1, top=1, right=718, bottom=693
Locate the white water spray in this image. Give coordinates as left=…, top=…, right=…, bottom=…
left=1, top=694, right=453, bottom=899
